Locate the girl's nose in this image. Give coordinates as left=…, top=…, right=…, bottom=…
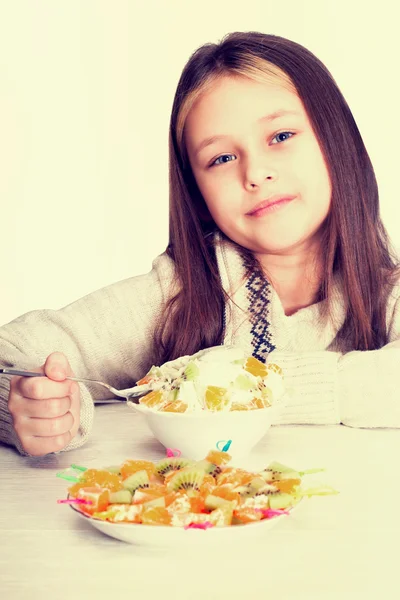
left=244, top=158, right=278, bottom=191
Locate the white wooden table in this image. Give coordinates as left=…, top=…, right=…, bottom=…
left=1, top=403, right=399, bottom=599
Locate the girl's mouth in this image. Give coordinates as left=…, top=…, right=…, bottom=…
left=247, top=195, right=296, bottom=217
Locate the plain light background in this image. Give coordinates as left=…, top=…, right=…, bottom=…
left=0, top=0, right=399, bottom=326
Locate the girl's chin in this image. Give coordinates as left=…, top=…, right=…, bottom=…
left=236, top=225, right=323, bottom=256
left=241, top=237, right=306, bottom=256
left=221, top=227, right=315, bottom=256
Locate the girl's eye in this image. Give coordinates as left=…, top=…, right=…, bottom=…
left=271, top=131, right=294, bottom=144
left=210, top=154, right=236, bottom=168
left=209, top=131, right=294, bottom=167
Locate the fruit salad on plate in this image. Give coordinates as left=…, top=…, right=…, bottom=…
left=136, top=346, right=285, bottom=413
left=62, top=449, right=337, bottom=528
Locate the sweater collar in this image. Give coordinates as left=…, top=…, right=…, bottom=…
left=213, top=232, right=346, bottom=356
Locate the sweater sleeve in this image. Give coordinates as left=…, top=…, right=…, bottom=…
left=0, top=252, right=176, bottom=454
left=267, top=344, right=400, bottom=428
left=266, top=282, right=400, bottom=429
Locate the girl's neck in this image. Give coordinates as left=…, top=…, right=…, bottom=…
left=255, top=246, right=322, bottom=316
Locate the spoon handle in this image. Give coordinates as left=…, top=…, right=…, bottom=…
left=0, top=368, right=44, bottom=377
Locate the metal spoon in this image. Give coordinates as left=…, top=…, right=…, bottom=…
left=0, top=368, right=150, bottom=402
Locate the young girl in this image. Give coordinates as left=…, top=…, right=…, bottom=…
left=1, top=31, right=399, bottom=457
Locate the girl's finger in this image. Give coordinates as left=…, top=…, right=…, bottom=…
left=15, top=396, right=72, bottom=419
left=44, top=351, right=73, bottom=381
left=22, top=410, right=75, bottom=438
left=19, top=431, right=73, bottom=457
left=15, top=375, right=73, bottom=401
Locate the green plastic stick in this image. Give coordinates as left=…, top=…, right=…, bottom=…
left=56, top=473, right=79, bottom=483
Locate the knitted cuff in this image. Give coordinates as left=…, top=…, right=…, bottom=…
left=0, top=376, right=29, bottom=455
left=337, top=349, right=400, bottom=428
left=267, top=350, right=341, bottom=425
left=62, top=383, right=95, bottom=452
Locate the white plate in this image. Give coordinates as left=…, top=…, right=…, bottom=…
left=69, top=501, right=301, bottom=547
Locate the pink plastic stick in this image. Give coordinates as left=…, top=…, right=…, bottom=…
left=184, top=521, right=214, bottom=530
left=255, top=508, right=290, bottom=517
left=166, top=448, right=181, bottom=457
left=57, top=498, right=93, bottom=505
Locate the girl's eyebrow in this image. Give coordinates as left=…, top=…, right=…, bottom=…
left=193, top=109, right=301, bottom=158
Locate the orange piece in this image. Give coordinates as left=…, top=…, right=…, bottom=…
left=266, top=362, right=283, bottom=376
left=172, top=505, right=233, bottom=527
left=231, top=403, right=251, bottom=411
left=165, top=494, right=205, bottom=516
left=139, top=390, right=164, bottom=409
left=272, top=478, right=301, bottom=493
left=250, top=397, right=267, bottom=410
left=136, top=374, right=152, bottom=385
left=132, top=485, right=167, bottom=504
left=189, top=496, right=206, bottom=513
left=205, top=386, right=229, bottom=411
left=205, top=450, right=232, bottom=467
left=244, top=356, right=268, bottom=378
left=233, top=507, right=263, bottom=524
left=69, top=470, right=123, bottom=495
left=166, top=495, right=192, bottom=515
left=172, top=512, right=214, bottom=527
left=164, top=490, right=187, bottom=507
left=162, top=400, right=187, bottom=413
left=216, top=468, right=255, bottom=487
left=69, top=481, right=92, bottom=496
left=76, top=487, right=110, bottom=515
left=199, top=474, right=216, bottom=497
left=94, top=504, right=143, bottom=523
left=209, top=504, right=233, bottom=527
left=259, top=387, right=273, bottom=407
left=120, top=460, right=156, bottom=480
left=141, top=506, right=172, bottom=526
left=212, top=485, right=241, bottom=504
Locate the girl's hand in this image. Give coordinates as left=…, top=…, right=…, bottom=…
left=8, top=352, right=81, bottom=456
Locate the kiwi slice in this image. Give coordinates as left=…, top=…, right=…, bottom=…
left=184, top=361, right=200, bottom=380
left=247, top=484, right=295, bottom=510
left=166, top=466, right=205, bottom=493
left=235, top=477, right=267, bottom=498
left=254, top=483, right=279, bottom=495
left=122, top=469, right=149, bottom=493
left=262, top=461, right=301, bottom=481
left=267, top=492, right=295, bottom=510
left=109, top=490, right=133, bottom=504
left=195, top=460, right=222, bottom=477
left=233, top=374, right=255, bottom=391
left=155, top=457, right=194, bottom=478
left=165, top=388, right=179, bottom=402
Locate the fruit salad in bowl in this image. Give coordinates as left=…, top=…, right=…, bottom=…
left=128, top=346, right=288, bottom=459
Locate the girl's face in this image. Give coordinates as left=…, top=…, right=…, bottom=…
left=184, top=76, right=332, bottom=257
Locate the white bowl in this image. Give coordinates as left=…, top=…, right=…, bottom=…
left=128, top=400, right=285, bottom=460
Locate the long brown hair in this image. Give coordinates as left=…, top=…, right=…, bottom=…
left=154, top=31, right=399, bottom=363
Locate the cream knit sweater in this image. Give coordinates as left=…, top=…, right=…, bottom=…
left=1, top=236, right=399, bottom=455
